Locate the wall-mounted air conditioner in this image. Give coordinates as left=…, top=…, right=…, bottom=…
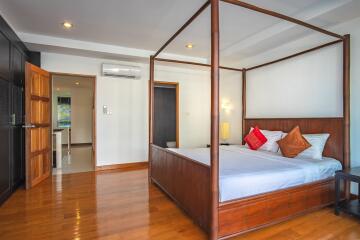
left=102, top=63, right=141, bottom=79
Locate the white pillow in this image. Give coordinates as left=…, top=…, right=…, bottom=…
left=246, top=127, right=283, bottom=153
left=297, top=134, right=330, bottom=160
left=278, top=133, right=330, bottom=160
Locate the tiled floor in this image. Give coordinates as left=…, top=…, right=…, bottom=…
left=53, top=145, right=94, bottom=175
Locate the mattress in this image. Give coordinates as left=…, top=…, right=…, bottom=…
left=168, top=145, right=342, bottom=202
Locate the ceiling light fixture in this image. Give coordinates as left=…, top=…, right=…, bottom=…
left=62, top=21, right=73, bottom=29
left=185, top=43, right=194, bottom=49
left=75, top=82, right=80, bottom=85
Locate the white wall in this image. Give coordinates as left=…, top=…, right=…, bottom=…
left=155, top=67, right=211, bottom=147
left=245, top=17, right=360, bottom=194
left=220, top=70, right=243, bottom=144
left=52, top=85, right=93, bottom=144
left=42, top=52, right=242, bottom=166
left=246, top=44, right=343, bottom=118
left=155, top=67, right=243, bottom=147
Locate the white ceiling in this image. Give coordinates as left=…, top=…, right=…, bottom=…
left=1, top=0, right=360, bottom=67
left=53, top=74, right=94, bottom=90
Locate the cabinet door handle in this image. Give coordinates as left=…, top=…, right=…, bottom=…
left=22, top=124, right=36, bottom=128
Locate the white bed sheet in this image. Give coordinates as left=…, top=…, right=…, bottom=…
left=168, top=145, right=342, bottom=202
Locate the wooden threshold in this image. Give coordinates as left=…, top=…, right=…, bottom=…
left=96, top=162, right=148, bottom=171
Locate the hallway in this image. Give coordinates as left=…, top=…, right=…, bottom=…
left=53, top=145, right=94, bottom=175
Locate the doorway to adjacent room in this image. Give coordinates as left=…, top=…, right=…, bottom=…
left=154, top=81, right=179, bottom=148
left=51, top=73, right=96, bottom=174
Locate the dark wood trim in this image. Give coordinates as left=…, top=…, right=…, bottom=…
left=247, top=40, right=342, bottom=71
left=154, top=81, right=180, bottom=148
left=153, top=1, right=210, bottom=57
left=154, top=58, right=243, bottom=72
left=148, top=56, right=155, bottom=183
left=93, top=74, right=97, bottom=168
left=241, top=69, right=246, bottom=142
left=210, top=0, right=220, bottom=239
left=95, top=162, right=148, bottom=171
left=49, top=70, right=53, bottom=177
left=343, top=34, right=351, bottom=199
left=221, top=0, right=344, bottom=40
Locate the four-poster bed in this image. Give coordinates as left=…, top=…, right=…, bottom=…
left=148, top=0, right=350, bottom=239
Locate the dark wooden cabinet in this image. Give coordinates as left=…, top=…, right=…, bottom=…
left=11, top=46, right=25, bottom=189
left=0, top=32, right=10, bottom=80
left=0, top=79, right=11, bottom=204
left=0, top=15, right=29, bottom=205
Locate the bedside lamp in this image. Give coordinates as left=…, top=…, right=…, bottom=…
left=220, top=122, right=230, bottom=145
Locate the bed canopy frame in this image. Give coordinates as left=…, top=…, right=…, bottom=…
left=148, top=1, right=350, bottom=239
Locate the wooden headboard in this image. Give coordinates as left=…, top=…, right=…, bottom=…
left=244, top=118, right=344, bottom=164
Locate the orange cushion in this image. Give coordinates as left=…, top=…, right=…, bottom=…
left=277, top=126, right=311, bottom=158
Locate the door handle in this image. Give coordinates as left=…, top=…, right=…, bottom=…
left=22, top=124, right=36, bottom=128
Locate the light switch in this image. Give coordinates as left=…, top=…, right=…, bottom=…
left=103, top=105, right=111, bottom=115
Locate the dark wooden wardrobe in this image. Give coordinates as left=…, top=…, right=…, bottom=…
left=0, top=15, right=40, bottom=205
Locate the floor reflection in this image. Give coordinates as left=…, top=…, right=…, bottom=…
left=2, top=169, right=358, bottom=239
left=53, top=145, right=94, bottom=175
left=0, top=168, right=206, bottom=240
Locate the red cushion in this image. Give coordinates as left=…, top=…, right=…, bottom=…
left=244, top=127, right=268, bottom=150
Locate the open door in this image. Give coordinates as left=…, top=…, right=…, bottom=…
left=24, top=62, right=51, bottom=189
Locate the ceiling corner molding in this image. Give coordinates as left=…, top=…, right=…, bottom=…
left=18, top=32, right=208, bottom=64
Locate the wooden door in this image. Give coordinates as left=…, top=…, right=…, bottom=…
left=25, top=62, right=51, bottom=189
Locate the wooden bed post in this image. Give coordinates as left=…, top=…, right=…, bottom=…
left=210, top=0, right=220, bottom=239
left=149, top=55, right=155, bottom=183
left=242, top=68, right=246, bottom=142
left=343, top=34, right=351, bottom=198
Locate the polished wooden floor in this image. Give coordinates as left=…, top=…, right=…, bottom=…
left=1, top=168, right=360, bottom=240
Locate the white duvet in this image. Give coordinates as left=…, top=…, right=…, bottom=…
left=168, top=145, right=342, bottom=202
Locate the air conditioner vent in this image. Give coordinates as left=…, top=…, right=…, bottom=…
left=102, top=63, right=141, bottom=79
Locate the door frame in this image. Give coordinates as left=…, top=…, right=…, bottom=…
left=50, top=72, right=97, bottom=169
left=154, top=81, right=179, bottom=148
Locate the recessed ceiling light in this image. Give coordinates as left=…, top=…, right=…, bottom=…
left=185, top=43, right=194, bottom=49
left=62, top=21, right=73, bottom=29
left=75, top=82, right=80, bottom=85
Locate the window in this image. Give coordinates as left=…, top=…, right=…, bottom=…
left=57, top=97, right=71, bottom=128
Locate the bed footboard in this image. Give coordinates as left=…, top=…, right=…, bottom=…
left=218, top=178, right=336, bottom=239
left=150, top=144, right=211, bottom=231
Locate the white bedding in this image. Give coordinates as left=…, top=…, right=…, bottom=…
left=168, top=145, right=342, bottom=202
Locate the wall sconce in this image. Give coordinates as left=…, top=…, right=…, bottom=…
left=221, top=99, right=233, bottom=114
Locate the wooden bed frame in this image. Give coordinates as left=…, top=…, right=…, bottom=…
left=148, top=1, right=350, bottom=239
left=150, top=118, right=344, bottom=239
